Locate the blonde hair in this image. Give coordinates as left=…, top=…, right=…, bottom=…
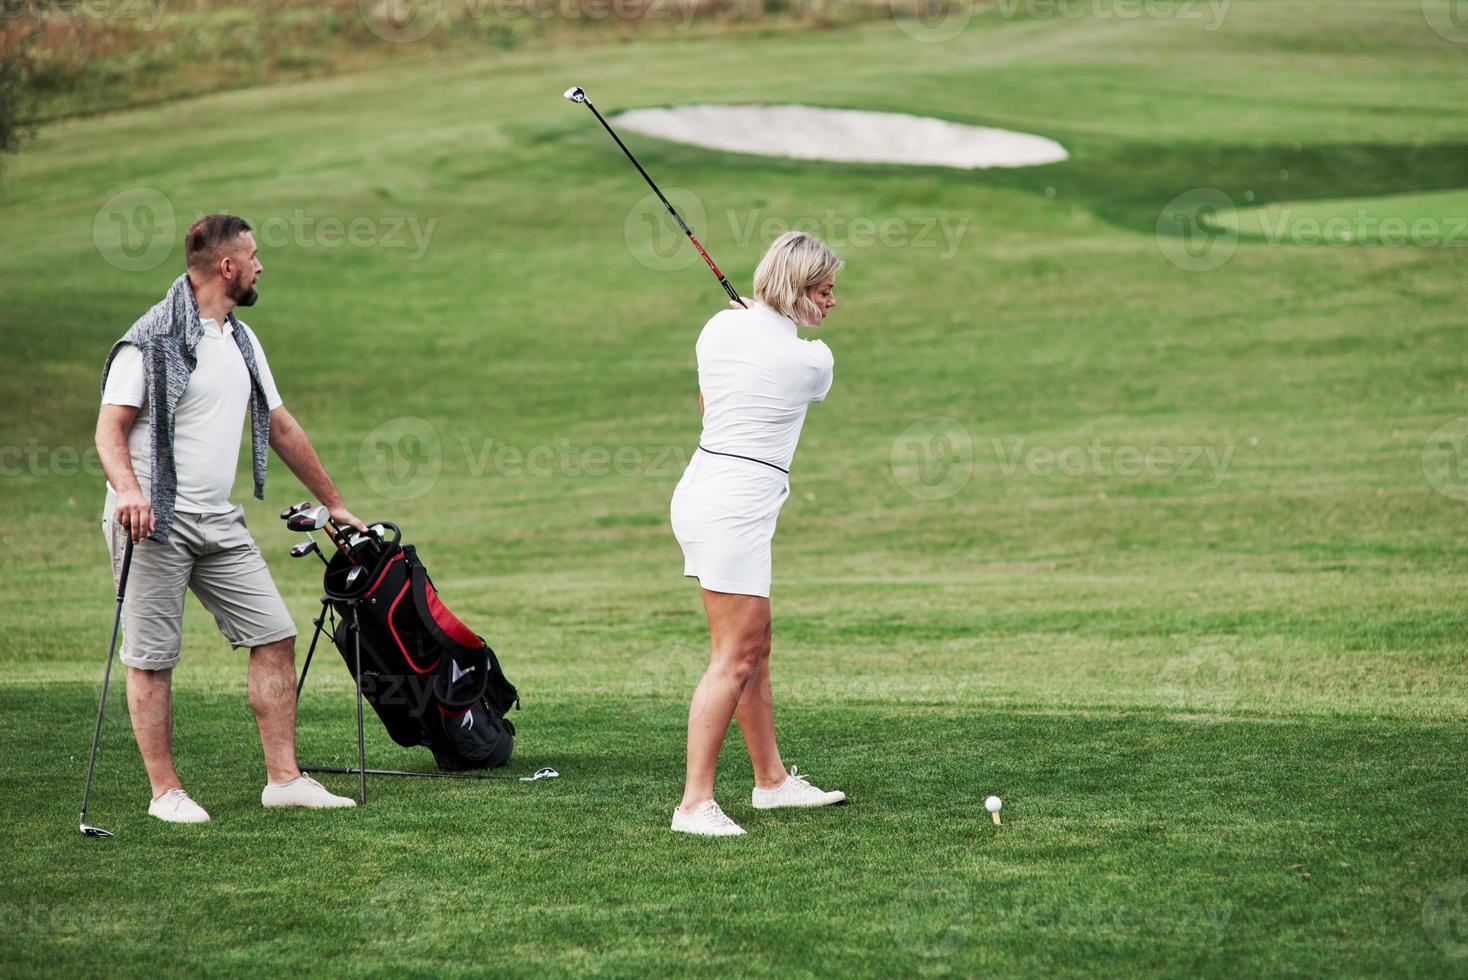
left=752, top=231, right=843, bottom=326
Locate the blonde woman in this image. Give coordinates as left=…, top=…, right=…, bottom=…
left=669, top=231, right=847, bottom=837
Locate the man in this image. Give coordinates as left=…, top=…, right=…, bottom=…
left=95, top=213, right=361, bottom=823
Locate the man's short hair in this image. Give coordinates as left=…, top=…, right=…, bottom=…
left=185, top=214, right=252, bottom=272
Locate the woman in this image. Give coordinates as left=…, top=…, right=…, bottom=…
left=668, top=231, right=847, bottom=837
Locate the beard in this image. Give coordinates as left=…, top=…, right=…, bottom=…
left=227, top=276, right=259, bottom=308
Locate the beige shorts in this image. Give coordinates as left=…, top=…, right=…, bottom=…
left=102, top=496, right=297, bottom=670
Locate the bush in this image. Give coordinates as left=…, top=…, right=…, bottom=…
left=0, top=51, right=30, bottom=158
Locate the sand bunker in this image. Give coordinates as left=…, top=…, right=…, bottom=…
left=613, top=105, right=1068, bottom=169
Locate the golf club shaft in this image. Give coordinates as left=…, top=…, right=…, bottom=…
left=579, top=97, right=745, bottom=307
left=80, top=535, right=133, bottom=832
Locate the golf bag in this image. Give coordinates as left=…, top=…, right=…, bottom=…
left=318, top=524, right=519, bottom=771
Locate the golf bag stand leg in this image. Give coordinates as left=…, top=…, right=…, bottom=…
left=348, top=600, right=367, bottom=805
left=294, top=596, right=331, bottom=702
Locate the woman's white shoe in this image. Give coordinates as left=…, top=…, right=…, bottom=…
left=147, top=788, right=211, bottom=824
left=751, top=766, right=846, bottom=809
left=261, top=774, right=357, bottom=809
left=671, top=799, right=746, bottom=836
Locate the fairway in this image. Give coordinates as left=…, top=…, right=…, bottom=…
left=2, top=1, right=1467, bottom=975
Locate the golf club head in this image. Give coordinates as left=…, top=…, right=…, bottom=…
left=285, top=505, right=330, bottom=533
left=79, top=821, right=113, bottom=838
left=289, top=541, right=320, bottom=559
left=563, top=85, right=586, bottom=104
left=344, top=566, right=364, bottom=589
left=280, top=500, right=311, bottom=520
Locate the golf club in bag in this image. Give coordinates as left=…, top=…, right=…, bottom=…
left=79, top=535, right=133, bottom=838
left=288, top=513, right=520, bottom=803
left=563, top=85, right=746, bottom=308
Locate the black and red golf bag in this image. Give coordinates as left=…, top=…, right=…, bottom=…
left=302, top=522, right=519, bottom=777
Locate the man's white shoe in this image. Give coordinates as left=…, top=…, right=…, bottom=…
left=261, top=774, right=358, bottom=809
left=671, top=799, right=746, bottom=837
left=148, top=788, right=211, bottom=824
left=752, top=766, right=847, bottom=809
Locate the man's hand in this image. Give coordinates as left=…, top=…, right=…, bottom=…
left=329, top=505, right=367, bottom=533
left=115, top=488, right=155, bottom=543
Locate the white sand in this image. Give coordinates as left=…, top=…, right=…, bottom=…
left=612, top=104, right=1067, bottom=169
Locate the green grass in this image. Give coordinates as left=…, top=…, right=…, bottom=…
left=3, top=1, right=1468, bottom=975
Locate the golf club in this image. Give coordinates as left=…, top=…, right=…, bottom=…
left=280, top=500, right=311, bottom=521
left=290, top=539, right=327, bottom=565
left=79, top=535, right=134, bottom=839
left=285, top=504, right=330, bottom=534
left=563, top=85, right=745, bottom=308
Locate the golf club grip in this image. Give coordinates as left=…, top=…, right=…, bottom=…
left=117, top=537, right=135, bottom=599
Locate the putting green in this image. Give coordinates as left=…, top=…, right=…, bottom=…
left=1211, top=187, right=1468, bottom=246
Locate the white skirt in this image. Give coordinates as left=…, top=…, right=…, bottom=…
left=670, top=450, right=790, bottom=597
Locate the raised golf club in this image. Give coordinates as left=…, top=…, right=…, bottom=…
left=563, top=85, right=745, bottom=307
left=78, top=536, right=134, bottom=839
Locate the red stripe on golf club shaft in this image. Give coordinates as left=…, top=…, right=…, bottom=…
left=686, top=231, right=724, bottom=279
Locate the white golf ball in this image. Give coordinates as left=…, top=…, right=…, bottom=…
left=985, top=795, right=1003, bottom=813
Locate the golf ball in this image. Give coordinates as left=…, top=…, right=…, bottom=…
left=985, top=795, right=1003, bottom=813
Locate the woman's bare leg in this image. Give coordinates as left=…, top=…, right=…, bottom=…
left=733, top=621, right=787, bottom=790
left=679, top=589, right=771, bottom=812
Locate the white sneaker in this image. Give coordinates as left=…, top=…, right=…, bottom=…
left=148, top=788, right=211, bottom=824
left=671, top=799, right=746, bottom=837
left=752, top=766, right=847, bottom=809
left=261, top=774, right=358, bottom=809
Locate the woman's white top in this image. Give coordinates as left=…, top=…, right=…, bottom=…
left=694, top=301, right=834, bottom=472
